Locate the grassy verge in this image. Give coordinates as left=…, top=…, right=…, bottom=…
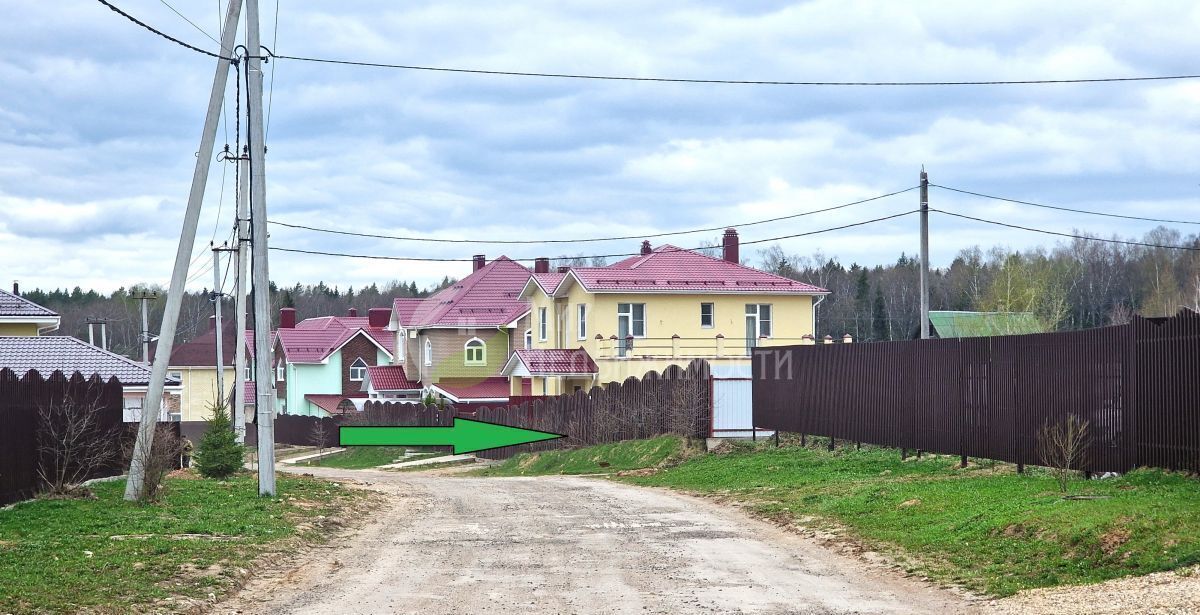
left=617, top=440, right=1200, bottom=596
left=0, top=473, right=369, bottom=613
left=298, top=446, right=447, bottom=469
left=474, top=435, right=696, bottom=476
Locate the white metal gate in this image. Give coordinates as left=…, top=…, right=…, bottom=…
left=710, top=364, right=773, bottom=439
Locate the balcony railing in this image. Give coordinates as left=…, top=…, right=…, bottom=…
left=593, top=333, right=853, bottom=360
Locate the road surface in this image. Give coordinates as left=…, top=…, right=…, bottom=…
left=217, top=465, right=969, bottom=614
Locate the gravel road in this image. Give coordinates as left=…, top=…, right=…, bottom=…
left=216, top=465, right=968, bottom=614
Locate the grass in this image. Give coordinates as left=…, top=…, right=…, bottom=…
left=474, top=435, right=695, bottom=476
left=298, top=446, right=447, bottom=469
left=0, top=473, right=367, bottom=613
left=615, top=439, right=1200, bottom=597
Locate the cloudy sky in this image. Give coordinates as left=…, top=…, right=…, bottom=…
left=3, top=1, right=1199, bottom=293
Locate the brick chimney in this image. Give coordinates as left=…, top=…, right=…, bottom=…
left=472, top=254, right=486, bottom=272
left=368, top=308, right=390, bottom=328
left=533, top=257, right=550, bottom=274
left=722, top=228, right=739, bottom=263
left=11, top=280, right=18, bottom=296
left=279, top=307, right=296, bottom=329
left=640, top=240, right=652, bottom=255
left=348, top=308, right=358, bottom=317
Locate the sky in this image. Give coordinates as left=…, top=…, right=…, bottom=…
left=2, top=0, right=1199, bottom=294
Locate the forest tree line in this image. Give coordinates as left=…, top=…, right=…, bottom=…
left=18, top=225, right=1199, bottom=359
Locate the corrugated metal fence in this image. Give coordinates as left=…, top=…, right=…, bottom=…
left=752, top=310, right=1200, bottom=473
left=0, top=368, right=125, bottom=505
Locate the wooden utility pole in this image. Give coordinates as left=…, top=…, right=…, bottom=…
left=233, top=151, right=249, bottom=443
left=131, top=290, right=160, bottom=363
left=245, top=0, right=278, bottom=495
left=919, top=169, right=931, bottom=340
left=125, top=0, right=244, bottom=501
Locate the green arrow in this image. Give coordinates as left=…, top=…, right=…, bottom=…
left=338, top=418, right=565, bottom=454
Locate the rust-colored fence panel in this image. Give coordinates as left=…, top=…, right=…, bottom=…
left=753, top=310, right=1200, bottom=473
left=0, top=368, right=125, bottom=505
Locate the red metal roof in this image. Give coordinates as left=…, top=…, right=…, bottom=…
left=392, top=257, right=531, bottom=328
left=568, top=245, right=828, bottom=295
left=431, top=377, right=513, bottom=402
left=529, top=272, right=566, bottom=295
left=276, top=315, right=391, bottom=364
left=511, top=348, right=598, bottom=375
left=304, top=393, right=365, bottom=414
left=365, top=365, right=419, bottom=391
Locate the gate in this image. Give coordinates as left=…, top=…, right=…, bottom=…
left=710, top=364, right=772, bottom=438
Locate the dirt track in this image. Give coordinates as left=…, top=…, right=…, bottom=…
left=216, top=465, right=969, bottom=614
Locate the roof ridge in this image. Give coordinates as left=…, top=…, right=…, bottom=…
left=61, top=335, right=151, bottom=371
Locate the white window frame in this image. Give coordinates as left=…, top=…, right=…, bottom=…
left=397, top=328, right=406, bottom=363
left=524, top=329, right=533, bottom=350
left=275, top=360, right=285, bottom=382
left=423, top=339, right=433, bottom=366
left=617, top=303, right=646, bottom=338
left=538, top=307, right=548, bottom=342
left=700, top=302, right=715, bottom=329
left=577, top=304, right=587, bottom=340
left=243, top=364, right=252, bottom=381
left=168, top=370, right=183, bottom=382
left=746, top=304, right=773, bottom=339
left=349, top=357, right=368, bottom=381
left=464, top=337, right=486, bottom=366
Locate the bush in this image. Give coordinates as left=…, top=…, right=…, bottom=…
left=122, top=424, right=181, bottom=502
left=194, top=404, right=244, bottom=479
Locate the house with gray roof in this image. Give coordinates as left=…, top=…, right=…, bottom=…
left=0, top=284, right=60, bottom=335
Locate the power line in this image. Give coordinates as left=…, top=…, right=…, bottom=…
left=267, top=186, right=919, bottom=245
left=265, top=0, right=280, bottom=140
left=269, top=210, right=919, bottom=262
left=95, top=0, right=234, bottom=61
left=269, top=52, right=1200, bottom=87
left=157, top=0, right=226, bottom=51
left=933, top=184, right=1200, bottom=225
left=932, top=209, right=1200, bottom=251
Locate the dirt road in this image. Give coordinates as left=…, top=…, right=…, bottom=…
left=217, top=465, right=970, bottom=614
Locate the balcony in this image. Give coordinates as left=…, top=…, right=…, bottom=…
left=590, top=333, right=851, bottom=361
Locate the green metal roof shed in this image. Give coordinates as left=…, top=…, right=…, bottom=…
left=927, top=311, right=1046, bottom=338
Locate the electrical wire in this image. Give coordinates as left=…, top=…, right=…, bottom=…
left=157, top=0, right=226, bottom=52
left=933, top=184, right=1200, bottom=225
left=95, top=0, right=234, bottom=61
left=269, top=52, right=1200, bottom=87
left=932, top=209, right=1200, bottom=251
left=267, top=186, right=919, bottom=245
left=265, top=0, right=279, bottom=140
left=269, top=210, right=919, bottom=262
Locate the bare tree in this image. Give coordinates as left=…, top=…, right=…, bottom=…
left=1037, top=414, right=1093, bottom=493
left=36, top=389, right=119, bottom=496
left=124, top=424, right=182, bottom=502
left=309, top=420, right=329, bottom=464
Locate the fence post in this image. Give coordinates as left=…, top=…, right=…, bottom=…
left=715, top=334, right=725, bottom=357
left=671, top=334, right=680, bottom=358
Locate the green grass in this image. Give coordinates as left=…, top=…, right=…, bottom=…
left=0, top=473, right=366, bottom=613
left=474, top=435, right=694, bottom=476
left=618, top=440, right=1200, bottom=597
left=298, top=446, right=446, bottom=469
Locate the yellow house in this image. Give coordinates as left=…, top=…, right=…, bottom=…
left=0, top=285, right=60, bottom=336
left=162, top=317, right=251, bottom=423
left=503, top=229, right=829, bottom=396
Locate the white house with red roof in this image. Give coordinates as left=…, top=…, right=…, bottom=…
left=271, top=307, right=394, bottom=415
left=503, top=228, right=829, bottom=396
left=379, top=255, right=532, bottom=407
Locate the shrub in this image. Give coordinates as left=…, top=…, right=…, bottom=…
left=194, top=404, right=244, bottom=479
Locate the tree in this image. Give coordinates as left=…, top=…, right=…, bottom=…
left=1037, top=414, right=1092, bottom=494
left=194, top=404, right=243, bottom=480
left=36, top=386, right=119, bottom=495
left=309, top=420, right=329, bottom=465
left=872, top=286, right=889, bottom=341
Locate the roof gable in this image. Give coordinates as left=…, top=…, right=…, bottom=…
left=401, top=257, right=532, bottom=328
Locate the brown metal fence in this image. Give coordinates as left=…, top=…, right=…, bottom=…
left=0, top=368, right=125, bottom=505
left=273, top=402, right=452, bottom=448
left=752, top=309, right=1200, bottom=473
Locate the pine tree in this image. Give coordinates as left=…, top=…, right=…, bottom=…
left=873, top=286, right=889, bottom=341
left=194, top=404, right=244, bottom=479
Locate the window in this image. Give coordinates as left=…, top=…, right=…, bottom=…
left=577, top=304, right=587, bottom=340
left=465, top=338, right=486, bottom=366
left=524, top=329, right=532, bottom=350
left=243, top=364, right=252, bottom=381
left=275, top=361, right=284, bottom=382
left=700, top=303, right=714, bottom=328
left=616, top=303, right=646, bottom=357
left=397, top=329, right=406, bottom=363
left=349, top=357, right=368, bottom=381
left=167, top=370, right=182, bottom=382
left=745, top=304, right=773, bottom=353
left=423, top=339, right=433, bottom=366
left=538, top=307, right=548, bottom=341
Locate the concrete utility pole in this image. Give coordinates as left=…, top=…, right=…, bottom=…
left=246, top=0, right=278, bottom=495
left=124, top=0, right=244, bottom=501
left=211, top=245, right=226, bottom=409
left=919, top=169, right=931, bottom=340
left=233, top=151, right=249, bottom=443
left=131, top=290, right=160, bottom=363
